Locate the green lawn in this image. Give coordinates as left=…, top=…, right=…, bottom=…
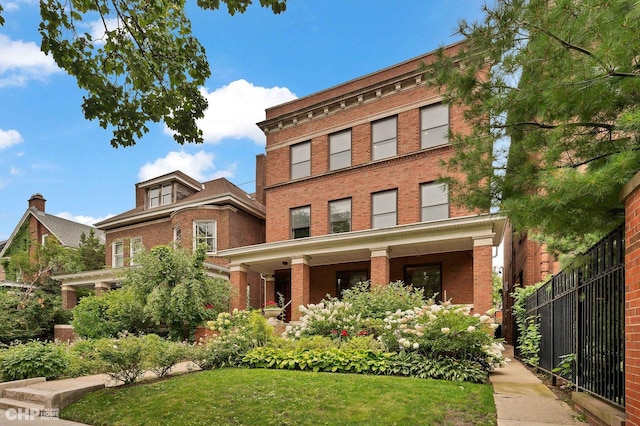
left=61, top=368, right=496, bottom=425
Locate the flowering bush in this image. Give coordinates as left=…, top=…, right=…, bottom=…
left=282, top=300, right=365, bottom=340
left=378, top=301, right=506, bottom=369
left=263, top=301, right=280, bottom=309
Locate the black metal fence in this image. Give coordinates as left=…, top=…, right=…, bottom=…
left=525, top=223, right=625, bottom=407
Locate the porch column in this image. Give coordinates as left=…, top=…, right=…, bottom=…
left=230, top=264, right=248, bottom=312
left=264, top=274, right=276, bottom=307
left=290, top=256, right=310, bottom=321
left=472, top=236, right=494, bottom=315
left=370, top=247, right=390, bottom=287
left=61, top=285, right=77, bottom=310
left=94, top=282, right=111, bottom=296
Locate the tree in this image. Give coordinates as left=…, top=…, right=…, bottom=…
left=425, top=0, right=640, bottom=254
left=76, top=230, right=106, bottom=271
left=124, top=244, right=231, bottom=341
left=0, top=0, right=286, bottom=148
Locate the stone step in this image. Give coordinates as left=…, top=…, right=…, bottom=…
left=2, top=387, right=51, bottom=404
left=0, top=396, right=45, bottom=413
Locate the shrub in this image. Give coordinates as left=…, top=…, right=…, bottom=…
left=95, top=333, right=148, bottom=385
left=142, top=334, right=187, bottom=378
left=342, top=281, right=425, bottom=320
left=0, top=341, right=68, bottom=381
left=512, top=283, right=543, bottom=366
left=378, top=301, right=505, bottom=370
left=282, top=299, right=365, bottom=340
left=65, top=339, right=110, bottom=377
left=389, top=351, right=488, bottom=383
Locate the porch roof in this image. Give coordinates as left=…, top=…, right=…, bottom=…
left=219, top=213, right=506, bottom=275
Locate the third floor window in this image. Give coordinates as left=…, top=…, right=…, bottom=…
left=329, top=130, right=351, bottom=170
left=291, top=141, right=311, bottom=179
left=421, top=103, right=449, bottom=149
left=148, top=184, right=172, bottom=208
left=372, top=116, right=397, bottom=160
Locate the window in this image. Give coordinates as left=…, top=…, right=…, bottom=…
left=148, top=184, right=172, bottom=208
left=336, top=270, right=368, bottom=298
left=421, top=103, right=449, bottom=149
left=173, top=226, right=182, bottom=245
left=404, top=264, right=442, bottom=301
left=372, top=190, right=397, bottom=228
left=291, top=206, right=311, bottom=239
left=372, top=116, right=397, bottom=160
left=291, top=141, right=311, bottom=179
left=113, top=241, right=124, bottom=268
left=130, top=237, right=143, bottom=265
left=421, top=182, right=449, bottom=221
left=194, top=221, right=216, bottom=253
left=329, top=130, right=351, bottom=170
left=329, top=198, right=351, bottom=233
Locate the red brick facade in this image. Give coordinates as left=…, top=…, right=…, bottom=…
left=622, top=173, right=640, bottom=426
left=223, top=42, right=505, bottom=318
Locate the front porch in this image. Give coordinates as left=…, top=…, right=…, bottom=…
left=219, top=214, right=506, bottom=321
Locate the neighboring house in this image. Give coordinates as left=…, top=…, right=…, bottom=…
left=54, top=171, right=266, bottom=309
left=0, top=194, right=106, bottom=284
left=501, top=222, right=560, bottom=345
left=219, top=42, right=506, bottom=321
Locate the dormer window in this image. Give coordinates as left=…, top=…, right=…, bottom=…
left=148, top=184, right=173, bottom=208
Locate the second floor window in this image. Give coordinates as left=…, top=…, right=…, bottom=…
left=174, top=226, right=182, bottom=245
left=372, top=189, right=397, bottom=228
left=291, top=206, right=311, bottom=239
left=291, top=141, right=311, bottom=179
left=329, top=130, right=351, bottom=170
left=113, top=241, right=124, bottom=268
left=372, top=116, right=397, bottom=160
left=421, top=103, right=449, bottom=149
left=130, top=237, right=143, bottom=265
left=194, top=221, right=216, bottom=253
left=421, top=182, right=449, bottom=221
left=148, top=184, right=172, bottom=208
left=329, top=198, right=351, bottom=233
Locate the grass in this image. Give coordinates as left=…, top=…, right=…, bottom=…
left=61, top=368, right=497, bottom=425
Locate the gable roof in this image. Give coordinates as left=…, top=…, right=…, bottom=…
left=96, top=173, right=265, bottom=231
left=0, top=208, right=105, bottom=258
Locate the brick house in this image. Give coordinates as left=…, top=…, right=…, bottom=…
left=0, top=194, right=105, bottom=285
left=55, top=171, right=266, bottom=309
left=219, top=42, right=506, bottom=321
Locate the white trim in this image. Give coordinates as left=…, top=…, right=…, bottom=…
left=193, top=220, right=217, bottom=254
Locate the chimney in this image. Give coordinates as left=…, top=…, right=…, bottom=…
left=28, top=193, right=46, bottom=212
left=255, top=154, right=266, bottom=205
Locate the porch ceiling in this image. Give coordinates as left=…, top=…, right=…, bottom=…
left=219, top=213, right=506, bottom=275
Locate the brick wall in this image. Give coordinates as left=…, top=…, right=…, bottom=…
left=622, top=172, right=640, bottom=426
left=53, top=325, right=76, bottom=343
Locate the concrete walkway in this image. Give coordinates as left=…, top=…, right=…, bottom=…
left=491, top=346, right=586, bottom=425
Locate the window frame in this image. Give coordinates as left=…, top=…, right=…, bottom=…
left=329, top=129, right=352, bottom=171
left=130, top=237, right=143, bottom=265
left=329, top=198, right=352, bottom=234
left=112, top=240, right=124, bottom=268
left=290, top=206, right=311, bottom=239
left=147, top=183, right=173, bottom=208
left=193, top=221, right=217, bottom=254
left=403, top=263, right=442, bottom=302
left=371, top=116, right=398, bottom=160
left=420, top=182, right=449, bottom=222
left=371, top=189, right=398, bottom=229
left=420, top=103, right=449, bottom=149
left=290, top=141, right=311, bottom=180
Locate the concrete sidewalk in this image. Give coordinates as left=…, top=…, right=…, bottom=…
left=491, top=346, right=586, bottom=425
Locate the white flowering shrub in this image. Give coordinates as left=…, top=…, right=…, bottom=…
left=378, top=301, right=506, bottom=369
left=282, top=300, right=367, bottom=340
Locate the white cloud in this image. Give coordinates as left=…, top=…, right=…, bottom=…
left=86, top=17, right=122, bottom=45
left=0, top=129, right=23, bottom=149
left=56, top=212, right=115, bottom=227
left=0, top=34, right=60, bottom=87
left=164, top=79, right=297, bottom=145
left=138, top=150, right=236, bottom=182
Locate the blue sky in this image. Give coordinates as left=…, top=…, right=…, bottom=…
left=0, top=0, right=490, bottom=241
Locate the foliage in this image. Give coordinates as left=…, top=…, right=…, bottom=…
left=141, top=335, right=187, bottom=378
left=124, top=245, right=231, bottom=341
left=552, top=352, right=576, bottom=387
left=0, top=341, right=68, bottom=381
left=283, top=299, right=365, bottom=340
left=198, top=309, right=273, bottom=369
left=64, top=339, right=110, bottom=378
left=71, top=288, right=149, bottom=339
left=511, top=283, right=543, bottom=366
left=19, top=0, right=288, bottom=148
left=92, top=332, right=149, bottom=384
left=424, top=0, right=640, bottom=254
left=61, top=368, right=497, bottom=426
left=0, top=288, right=70, bottom=344
left=341, top=281, right=426, bottom=320
left=75, top=230, right=106, bottom=272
